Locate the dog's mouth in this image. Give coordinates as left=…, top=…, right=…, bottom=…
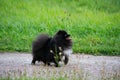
left=66, top=36, right=71, bottom=40
left=65, top=35, right=71, bottom=40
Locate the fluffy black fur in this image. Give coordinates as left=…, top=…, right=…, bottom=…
left=31, top=30, right=72, bottom=67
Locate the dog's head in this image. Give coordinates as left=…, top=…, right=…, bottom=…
left=55, top=30, right=71, bottom=41
left=53, top=30, right=72, bottom=49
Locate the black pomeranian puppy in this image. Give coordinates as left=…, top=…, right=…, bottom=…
left=31, top=30, right=73, bottom=67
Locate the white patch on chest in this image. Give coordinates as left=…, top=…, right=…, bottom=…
left=63, top=49, right=73, bottom=56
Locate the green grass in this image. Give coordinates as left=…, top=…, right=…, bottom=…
left=0, top=0, right=120, bottom=55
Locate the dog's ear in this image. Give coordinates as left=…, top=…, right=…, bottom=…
left=57, top=30, right=67, bottom=34
left=57, top=30, right=63, bottom=35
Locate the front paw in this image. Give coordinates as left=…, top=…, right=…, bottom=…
left=64, top=54, right=69, bottom=65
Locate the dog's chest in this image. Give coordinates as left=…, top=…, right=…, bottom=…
left=63, top=49, right=73, bottom=55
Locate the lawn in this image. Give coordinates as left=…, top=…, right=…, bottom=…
left=0, top=0, right=120, bottom=55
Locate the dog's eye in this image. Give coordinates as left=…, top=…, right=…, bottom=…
left=65, top=34, right=67, bottom=37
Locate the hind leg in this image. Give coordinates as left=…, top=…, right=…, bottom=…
left=31, top=58, right=37, bottom=65
left=46, top=62, right=50, bottom=66
left=43, top=61, right=50, bottom=66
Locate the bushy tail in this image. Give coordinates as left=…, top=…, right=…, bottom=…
left=32, top=34, right=50, bottom=54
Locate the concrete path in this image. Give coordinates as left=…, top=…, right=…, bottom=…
left=0, top=52, right=120, bottom=80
